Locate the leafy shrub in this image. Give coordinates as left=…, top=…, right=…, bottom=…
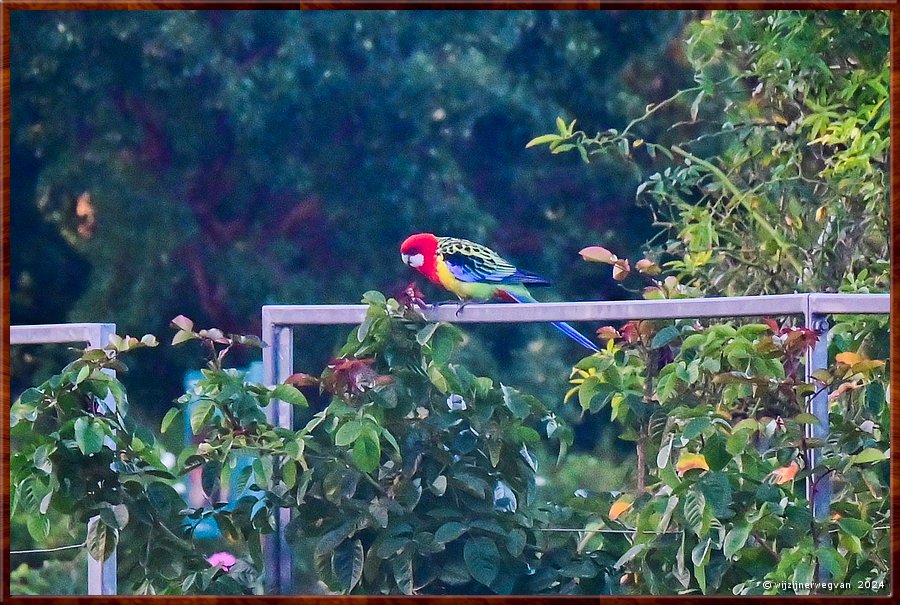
left=168, top=292, right=616, bottom=594
left=565, top=308, right=888, bottom=594
left=523, top=10, right=890, bottom=594
left=11, top=333, right=263, bottom=594
left=13, top=295, right=622, bottom=595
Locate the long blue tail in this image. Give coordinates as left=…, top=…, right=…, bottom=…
left=549, top=321, right=600, bottom=353
left=504, top=291, right=600, bottom=353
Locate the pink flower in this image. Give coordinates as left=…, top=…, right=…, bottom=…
left=207, top=551, right=237, bottom=572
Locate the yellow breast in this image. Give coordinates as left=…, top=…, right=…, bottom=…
left=435, top=257, right=472, bottom=299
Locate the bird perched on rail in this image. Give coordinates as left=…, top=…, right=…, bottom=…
left=400, top=233, right=599, bottom=352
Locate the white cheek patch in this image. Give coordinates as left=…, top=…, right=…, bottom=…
left=408, top=253, right=425, bottom=268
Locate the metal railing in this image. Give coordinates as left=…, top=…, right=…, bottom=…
left=261, top=292, right=890, bottom=593
left=10, top=323, right=118, bottom=596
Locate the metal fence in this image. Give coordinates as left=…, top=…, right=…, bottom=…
left=261, top=293, right=890, bottom=594
left=10, top=323, right=118, bottom=596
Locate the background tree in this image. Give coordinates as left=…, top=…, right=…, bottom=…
left=529, top=10, right=889, bottom=298
left=10, top=10, right=694, bottom=424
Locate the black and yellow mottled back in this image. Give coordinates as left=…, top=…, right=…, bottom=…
left=436, top=237, right=551, bottom=286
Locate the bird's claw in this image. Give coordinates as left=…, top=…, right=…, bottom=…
left=455, top=301, right=472, bottom=317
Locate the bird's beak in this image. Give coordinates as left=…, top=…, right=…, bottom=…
left=401, top=253, right=410, bottom=266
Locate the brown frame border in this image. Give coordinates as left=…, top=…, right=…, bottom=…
left=0, top=1, right=896, bottom=603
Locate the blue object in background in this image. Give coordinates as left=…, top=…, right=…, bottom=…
left=182, top=361, right=262, bottom=540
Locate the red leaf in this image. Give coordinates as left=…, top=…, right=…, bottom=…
left=579, top=246, right=618, bottom=264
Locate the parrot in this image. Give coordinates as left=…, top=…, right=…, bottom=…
left=400, top=233, right=599, bottom=352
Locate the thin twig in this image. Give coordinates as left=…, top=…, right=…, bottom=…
left=11, top=541, right=86, bottom=556
left=670, top=145, right=805, bottom=275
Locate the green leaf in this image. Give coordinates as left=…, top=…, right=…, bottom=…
left=723, top=524, right=750, bottom=559
left=614, top=543, right=647, bottom=568
left=233, top=465, right=253, bottom=495
left=501, top=384, right=529, bottom=419
left=866, top=381, right=885, bottom=415
left=74, top=417, right=104, bottom=455
left=87, top=518, right=117, bottom=562
left=314, top=522, right=356, bottom=559
left=361, top=290, right=386, bottom=306
left=427, top=364, right=449, bottom=393
left=172, top=330, right=197, bottom=346
left=351, top=429, right=381, bottom=473
left=555, top=116, right=568, bottom=135
left=507, top=528, right=526, bottom=557
left=464, top=537, right=500, bottom=587
left=429, top=327, right=456, bottom=366
left=850, top=448, right=887, bottom=464
left=434, top=521, right=467, bottom=544
left=99, top=503, right=129, bottom=530
left=651, top=325, right=680, bottom=349
left=683, top=489, right=707, bottom=537
left=697, top=472, right=732, bottom=518
left=817, top=546, right=848, bottom=582
left=726, top=430, right=751, bottom=456
left=703, top=433, right=731, bottom=471
left=683, top=417, right=711, bottom=440
left=282, top=459, right=298, bottom=489
left=657, top=436, right=673, bottom=469
left=692, top=537, right=710, bottom=594
left=655, top=372, right=678, bottom=404
left=837, top=517, right=871, bottom=538
left=18, top=387, right=43, bottom=405
left=160, top=407, right=181, bottom=433
left=75, top=364, right=90, bottom=385
left=26, top=514, right=50, bottom=541
left=430, top=475, right=447, bottom=496
left=190, top=399, right=214, bottom=433
left=201, top=461, right=221, bottom=497
left=271, top=384, right=308, bottom=407
left=332, top=539, right=364, bottom=593
left=525, top=133, right=562, bottom=148
left=793, top=412, right=820, bottom=425
left=578, top=376, right=614, bottom=412
left=690, top=89, right=705, bottom=121
left=392, top=551, right=414, bottom=595
left=792, top=555, right=814, bottom=594
left=416, top=322, right=439, bottom=345
left=334, top=420, right=364, bottom=447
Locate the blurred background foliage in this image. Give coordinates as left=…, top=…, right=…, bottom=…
left=10, top=9, right=693, bottom=422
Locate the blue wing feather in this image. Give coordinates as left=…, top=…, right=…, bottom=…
left=438, top=238, right=551, bottom=286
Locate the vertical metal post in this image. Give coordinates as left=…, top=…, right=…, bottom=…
left=86, top=324, right=118, bottom=596
left=804, top=303, right=831, bottom=580
left=262, top=314, right=294, bottom=594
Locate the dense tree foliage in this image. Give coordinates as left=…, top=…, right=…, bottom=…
left=526, top=9, right=889, bottom=595
left=529, top=10, right=889, bottom=297
left=10, top=10, right=691, bottom=413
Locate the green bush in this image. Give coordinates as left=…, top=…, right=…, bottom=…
left=12, top=296, right=617, bottom=595
left=525, top=10, right=889, bottom=594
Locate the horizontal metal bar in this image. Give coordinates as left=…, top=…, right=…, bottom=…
left=263, top=293, right=888, bottom=326
left=808, top=293, right=889, bottom=315
left=10, top=323, right=117, bottom=346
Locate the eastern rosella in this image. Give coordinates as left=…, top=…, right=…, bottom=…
left=400, top=233, right=599, bottom=352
